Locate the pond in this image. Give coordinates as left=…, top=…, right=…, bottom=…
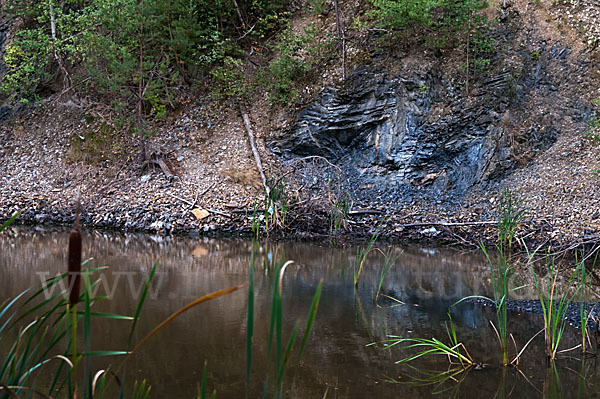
left=0, top=227, right=598, bottom=398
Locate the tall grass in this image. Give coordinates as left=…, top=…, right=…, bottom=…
left=376, top=248, right=400, bottom=304
left=490, top=189, right=524, bottom=365
left=378, top=189, right=527, bottom=367
left=459, top=189, right=525, bottom=366
left=354, top=225, right=384, bottom=287
left=478, top=243, right=512, bottom=365
left=258, top=259, right=322, bottom=398
left=0, top=264, right=136, bottom=399
left=527, top=251, right=583, bottom=363
left=576, top=250, right=598, bottom=354
left=198, top=249, right=322, bottom=398
left=372, top=313, right=473, bottom=367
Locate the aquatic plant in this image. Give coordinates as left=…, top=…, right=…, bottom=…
left=576, top=250, right=598, bottom=355
left=496, top=188, right=525, bottom=257
left=461, top=188, right=525, bottom=366
left=264, top=177, right=290, bottom=233
left=376, top=248, right=400, bottom=304
left=0, top=211, right=22, bottom=232
left=371, top=313, right=474, bottom=367
left=526, top=250, right=583, bottom=363
left=329, top=191, right=352, bottom=239
left=262, top=260, right=322, bottom=398
left=252, top=177, right=292, bottom=238
left=196, top=254, right=322, bottom=398
left=354, top=224, right=387, bottom=287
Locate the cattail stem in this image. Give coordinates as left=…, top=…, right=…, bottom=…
left=68, top=196, right=82, bottom=305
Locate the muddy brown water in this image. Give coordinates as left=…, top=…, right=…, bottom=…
left=1, top=227, right=599, bottom=398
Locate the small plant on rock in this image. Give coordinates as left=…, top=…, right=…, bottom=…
left=329, top=191, right=352, bottom=238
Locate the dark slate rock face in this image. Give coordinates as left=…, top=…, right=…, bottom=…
left=268, top=68, right=559, bottom=205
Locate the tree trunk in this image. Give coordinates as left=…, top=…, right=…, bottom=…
left=138, top=0, right=146, bottom=163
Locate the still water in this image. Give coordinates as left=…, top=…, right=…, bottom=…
left=1, top=227, right=599, bottom=398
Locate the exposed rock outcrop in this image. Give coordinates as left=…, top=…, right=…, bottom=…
left=269, top=6, right=595, bottom=207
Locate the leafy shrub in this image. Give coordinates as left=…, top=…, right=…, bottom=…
left=584, top=98, right=600, bottom=142
left=264, top=24, right=333, bottom=105
left=369, top=0, right=489, bottom=48
left=211, top=56, right=249, bottom=101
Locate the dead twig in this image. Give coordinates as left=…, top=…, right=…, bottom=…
left=188, top=182, right=217, bottom=210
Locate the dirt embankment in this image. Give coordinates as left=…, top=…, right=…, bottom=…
left=1, top=0, right=600, bottom=249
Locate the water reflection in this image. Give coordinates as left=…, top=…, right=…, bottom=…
left=0, top=227, right=598, bottom=398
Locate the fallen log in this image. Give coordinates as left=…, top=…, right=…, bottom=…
left=240, top=103, right=269, bottom=197
left=157, top=158, right=175, bottom=181
left=398, top=221, right=497, bottom=228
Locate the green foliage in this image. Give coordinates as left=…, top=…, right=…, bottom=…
left=497, top=188, right=525, bottom=254
left=575, top=251, right=596, bottom=354
left=2, top=0, right=295, bottom=111
left=307, top=0, right=326, bottom=15
left=264, top=24, right=333, bottom=105
left=527, top=253, right=581, bottom=363
left=329, top=191, right=352, bottom=237
left=211, top=56, right=249, bottom=101
left=250, top=258, right=322, bottom=398
left=0, top=211, right=22, bottom=232
left=452, top=189, right=525, bottom=366
left=376, top=248, right=400, bottom=303
left=252, top=177, right=293, bottom=237
left=354, top=225, right=384, bottom=287
left=2, top=0, right=229, bottom=124
left=369, top=0, right=489, bottom=41
left=584, top=98, right=600, bottom=142
left=470, top=33, right=495, bottom=75
left=264, top=177, right=290, bottom=231
left=266, top=28, right=310, bottom=105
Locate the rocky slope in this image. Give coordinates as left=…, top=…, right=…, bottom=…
left=1, top=0, right=600, bottom=247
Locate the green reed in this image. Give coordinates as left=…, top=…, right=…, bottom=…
left=260, top=259, right=322, bottom=398
left=458, top=189, right=525, bottom=366
left=354, top=225, right=384, bottom=287
left=527, top=251, right=582, bottom=363
left=376, top=248, right=400, bottom=303
left=576, top=250, right=598, bottom=354
left=372, top=312, right=473, bottom=367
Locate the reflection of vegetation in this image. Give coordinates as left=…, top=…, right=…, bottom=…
left=386, top=365, right=472, bottom=397
left=381, top=357, right=600, bottom=398
left=543, top=363, right=562, bottom=399
left=354, top=222, right=390, bottom=287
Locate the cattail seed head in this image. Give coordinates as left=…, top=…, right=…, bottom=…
left=68, top=196, right=82, bottom=305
